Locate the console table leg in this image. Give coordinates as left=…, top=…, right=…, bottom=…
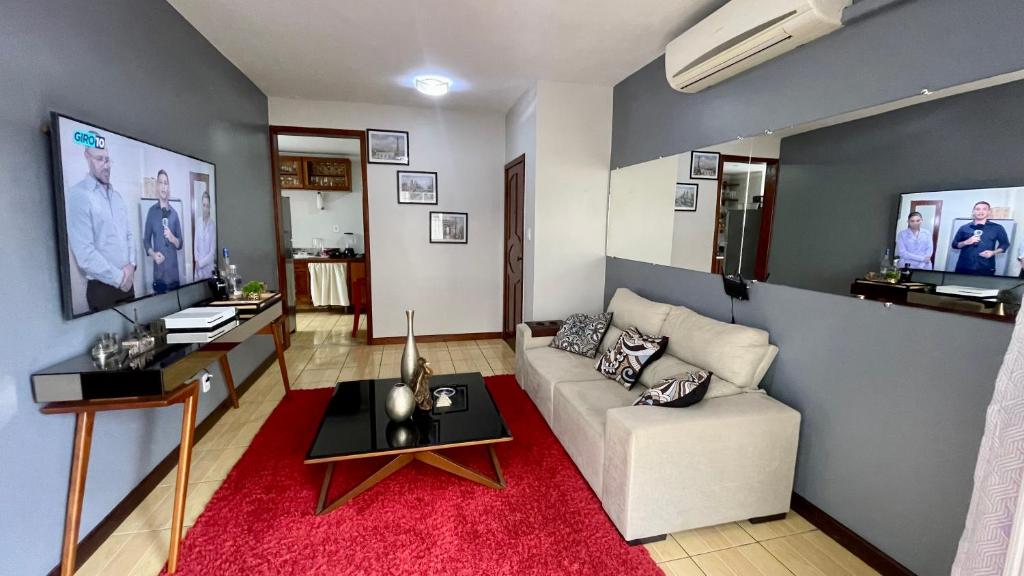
left=218, top=354, right=239, bottom=409
left=60, top=411, right=94, bottom=576
left=167, top=383, right=199, bottom=574
left=271, top=318, right=291, bottom=393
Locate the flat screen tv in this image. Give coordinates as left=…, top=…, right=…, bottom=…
left=895, top=186, right=1024, bottom=279
left=50, top=113, right=218, bottom=319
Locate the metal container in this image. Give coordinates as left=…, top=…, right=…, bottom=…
left=385, top=382, right=416, bottom=422
left=400, top=310, right=419, bottom=384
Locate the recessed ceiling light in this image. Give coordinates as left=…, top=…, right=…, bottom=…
left=414, top=75, right=452, bottom=96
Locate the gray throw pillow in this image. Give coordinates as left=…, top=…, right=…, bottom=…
left=549, top=312, right=613, bottom=358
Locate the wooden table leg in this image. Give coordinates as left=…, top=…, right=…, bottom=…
left=60, top=411, right=94, bottom=576
left=271, top=318, right=291, bottom=393
left=167, top=382, right=199, bottom=574
left=218, top=354, right=239, bottom=409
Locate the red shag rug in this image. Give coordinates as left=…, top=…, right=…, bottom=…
left=163, top=375, right=661, bottom=576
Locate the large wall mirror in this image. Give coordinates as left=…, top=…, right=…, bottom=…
left=607, top=70, right=1024, bottom=320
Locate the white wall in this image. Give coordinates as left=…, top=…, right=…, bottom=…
left=505, top=87, right=538, bottom=321
left=531, top=82, right=613, bottom=320
left=670, top=153, right=717, bottom=271
left=282, top=153, right=365, bottom=251
left=269, top=98, right=506, bottom=338
left=608, top=156, right=676, bottom=265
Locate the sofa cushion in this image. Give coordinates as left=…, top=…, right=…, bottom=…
left=549, top=312, right=613, bottom=358
left=522, top=346, right=609, bottom=423
left=606, top=288, right=672, bottom=335
left=598, top=325, right=623, bottom=354
left=552, top=379, right=641, bottom=494
left=595, top=327, right=668, bottom=389
left=659, top=306, right=776, bottom=389
left=633, top=371, right=711, bottom=408
left=638, top=355, right=745, bottom=399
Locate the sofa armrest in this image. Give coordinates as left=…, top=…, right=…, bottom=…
left=516, top=323, right=555, bottom=351
left=602, top=393, right=801, bottom=540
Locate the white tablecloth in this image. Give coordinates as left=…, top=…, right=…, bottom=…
left=308, top=262, right=349, bottom=307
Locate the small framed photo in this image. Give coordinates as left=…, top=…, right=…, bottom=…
left=674, top=183, right=698, bottom=211
left=397, top=171, right=438, bottom=205
left=429, top=211, right=468, bottom=244
left=690, top=151, right=720, bottom=180
left=367, top=129, right=409, bottom=165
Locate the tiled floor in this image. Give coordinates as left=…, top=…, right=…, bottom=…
left=74, top=311, right=875, bottom=576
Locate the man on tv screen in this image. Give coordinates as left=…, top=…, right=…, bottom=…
left=951, top=201, right=1009, bottom=276
left=66, top=132, right=137, bottom=311
left=142, top=169, right=183, bottom=293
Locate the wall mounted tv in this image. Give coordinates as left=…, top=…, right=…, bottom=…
left=895, top=186, right=1024, bottom=278
left=50, top=113, right=218, bottom=319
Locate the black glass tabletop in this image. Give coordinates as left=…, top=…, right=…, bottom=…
left=305, top=372, right=512, bottom=462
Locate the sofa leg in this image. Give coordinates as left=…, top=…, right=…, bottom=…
left=749, top=512, right=788, bottom=524
left=626, top=534, right=666, bottom=546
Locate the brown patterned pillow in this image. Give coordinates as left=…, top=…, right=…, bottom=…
left=594, top=327, right=668, bottom=389
left=633, top=371, right=712, bottom=408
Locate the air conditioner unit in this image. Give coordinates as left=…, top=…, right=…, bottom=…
left=666, top=0, right=851, bottom=93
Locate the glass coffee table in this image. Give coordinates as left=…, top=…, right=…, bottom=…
left=305, top=372, right=512, bottom=515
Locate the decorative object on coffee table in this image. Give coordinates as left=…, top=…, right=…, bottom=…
left=385, top=382, right=416, bottom=421
left=411, top=357, right=434, bottom=410
left=400, top=309, right=419, bottom=384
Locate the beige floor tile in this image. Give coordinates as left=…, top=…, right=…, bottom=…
left=646, top=537, right=689, bottom=563
left=738, top=512, right=816, bottom=541
left=673, top=523, right=756, bottom=556
left=126, top=529, right=175, bottom=576
left=194, top=445, right=248, bottom=483
left=660, top=558, right=706, bottom=576
left=158, top=448, right=223, bottom=487
left=304, top=349, right=349, bottom=369
left=115, top=485, right=174, bottom=534
left=75, top=532, right=134, bottom=576
left=430, top=362, right=457, bottom=375
left=691, top=543, right=792, bottom=576
left=378, top=362, right=401, bottom=379
left=761, top=531, right=879, bottom=576
left=102, top=529, right=171, bottom=575
left=294, top=367, right=340, bottom=389
left=338, top=365, right=379, bottom=381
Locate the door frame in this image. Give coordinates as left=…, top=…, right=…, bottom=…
left=908, top=199, right=942, bottom=268
left=503, top=154, right=526, bottom=341
left=710, top=154, right=780, bottom=282
left=268, top=125, right=373, bottom=343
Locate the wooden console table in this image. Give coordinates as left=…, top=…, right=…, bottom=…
left=34, top=296, right=291, bottom=575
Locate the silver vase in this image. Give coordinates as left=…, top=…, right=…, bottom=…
left=400, top=310, right=419, bottom=384
left=385, top=382, right=416, bottom=422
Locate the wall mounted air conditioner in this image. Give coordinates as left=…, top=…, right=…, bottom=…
left=666, top=0, right=851, bottom=93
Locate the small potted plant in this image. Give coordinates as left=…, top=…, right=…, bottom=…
left=241, top=281, right=266, bottom=301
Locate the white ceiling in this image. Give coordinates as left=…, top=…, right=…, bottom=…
left=169, top=0, right=725, bottom=112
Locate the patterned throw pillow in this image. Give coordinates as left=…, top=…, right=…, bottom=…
left=548, top=312, right=614, bottom=358
left=633, top=371, right=712, bottom=408
left=594, top=327, right=668, bottom=389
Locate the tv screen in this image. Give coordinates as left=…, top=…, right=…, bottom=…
left=896, top=186, right=1024, bottom=278
left=51, top=113, right=218, bottom=319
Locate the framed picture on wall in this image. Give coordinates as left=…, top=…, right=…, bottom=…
left=690, top=151, right=720, bottom=180
left=397, top=170, right=438, bottom=204
left=429, top=211, right=468, bottom=244
left=674, top=183, right=698, bottom=211
left=367, top=129, right=409, bottom=165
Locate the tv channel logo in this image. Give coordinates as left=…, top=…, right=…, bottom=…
left=73, top=130, right=106, bottom=150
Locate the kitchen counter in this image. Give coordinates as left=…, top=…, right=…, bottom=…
left=292, top=256, right=365, bottom=263
left=292, top=257, right=366, bottom=310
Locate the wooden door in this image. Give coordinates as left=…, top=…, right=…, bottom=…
left=503, top=155, right=526, bottom=340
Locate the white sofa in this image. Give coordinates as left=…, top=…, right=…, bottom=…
left=515, top=288, right=801, bottom=542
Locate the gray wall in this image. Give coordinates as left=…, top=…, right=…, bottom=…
left=609, top=0, right=1024, bottom=574
left=771, top=80, right=1024, bottom=295
left=606, top=258, right=1009, bottom=576
left=612, top=0, right=1024, bottom=169
left=0, top=2, right=274, bottom=575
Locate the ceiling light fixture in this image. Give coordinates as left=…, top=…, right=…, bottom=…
left=414, top=75, right=452, bottom=96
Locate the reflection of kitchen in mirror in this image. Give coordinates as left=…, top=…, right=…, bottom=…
left=274, top=132, right=369, bottom=342
left=607, top=70, right=1024, bottom=321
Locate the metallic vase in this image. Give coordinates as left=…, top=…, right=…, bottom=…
left=400, top=310, right=419, bottom=384
left=385, top=382, right=416, bottom=422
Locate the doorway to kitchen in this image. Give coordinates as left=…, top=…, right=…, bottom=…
left=270, top=126, right=372, bottom=345
left=710, top=155, right=779, bottom=281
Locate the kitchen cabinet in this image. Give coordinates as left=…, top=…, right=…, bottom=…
left=293, top=257, right=365, bottom=310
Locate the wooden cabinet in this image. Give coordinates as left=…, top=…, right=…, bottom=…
left=303, top=157, right=352, bottom=191
left=277, top=155, right=353, bottom=192
left=278, top=156, right=304, bottom=189
left=292, top=258, right=365, bottom=310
